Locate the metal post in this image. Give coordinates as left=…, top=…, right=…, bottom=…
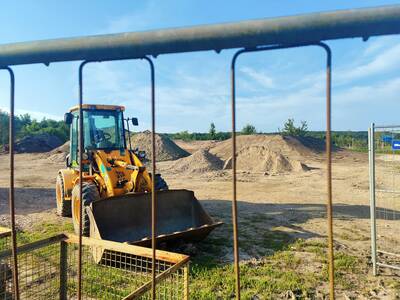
left=1, top=67, right=20, bottom=300
left=231, top=42, right=334, bottom=299
left=369, top=123, right=378, bottom=275
left=77, top=61, right=89, bottom=300
left=77, top=57, right=156, bottom=299
left=141, top=56, right=157, bottom=300
left=183, top=263, right=189, bottom=300
left=230, top=51, right=241, bottom=300
left=322, top=43, right=335, bottom=300
left=59, top=241, right=68, bottom=300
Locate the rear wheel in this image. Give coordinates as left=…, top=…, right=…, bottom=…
left=56, top=174, right=71, bottom=217
left=71, top=182, right=100, bottom=236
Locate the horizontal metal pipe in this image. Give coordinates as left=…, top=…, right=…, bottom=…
left=1, top=5, right=400, bottom=66
left=377, top=262, right=400, bottom=271
left=374, top=124, right=400, bottom=129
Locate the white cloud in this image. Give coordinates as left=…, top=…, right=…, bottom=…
left=334, top=76, right=400, bottom=105
left=363, top=36, right=398, bottom=57
left=336, top=40, right=400, bottom=83
left=240, top=66, right=275, bottom=89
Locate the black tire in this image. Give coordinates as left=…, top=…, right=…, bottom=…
left=71, top=182, right=100, bottom=236
left=154, top=174, right=168, bottom=191
left=56, top=174, right=71, bottom=217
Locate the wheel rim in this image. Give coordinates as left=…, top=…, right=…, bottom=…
left=72, top=194, right=81, bottom=228
left=56, top=180, right=62, bottom=208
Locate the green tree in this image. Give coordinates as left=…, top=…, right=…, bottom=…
left=209, top=122, right=216, bottom=139
left=281, top=118, right=308, bottom=137
left=241, top=124, right=256, bottom=135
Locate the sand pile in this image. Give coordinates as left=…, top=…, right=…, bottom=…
left=169, top=149, right=224, bottom=174
left=210, top=134, right=325, bottom=161
left=224, top=145, right=309, bottom=174
left=130, top=131, right=189, bottom=161
left=46, top=141, right=70, bottom=162
left=2, top=133, right=63, bottom=154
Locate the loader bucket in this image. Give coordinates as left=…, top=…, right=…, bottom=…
left=86, top=189, right=223, bottom=246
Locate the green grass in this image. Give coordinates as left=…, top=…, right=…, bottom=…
left=9, top=221, right=387, bottom=299
left=17, top=221, right=74, bottom=245
left=189, top=235, right=369, bottom=299
left=190, top=246, right=320, bottom=299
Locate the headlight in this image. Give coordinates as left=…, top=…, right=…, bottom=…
left=82, top=153, right=89, bottom=160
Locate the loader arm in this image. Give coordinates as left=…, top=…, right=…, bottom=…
left=91, top=150, right=152, bottom=198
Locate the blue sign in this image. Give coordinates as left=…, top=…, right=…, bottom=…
left=392, top=140, right=400, bottom=150
left=382, top=135, right=393, bottom=143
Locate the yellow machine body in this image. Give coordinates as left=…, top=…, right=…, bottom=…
left=56, top=104, right=222, bottom=245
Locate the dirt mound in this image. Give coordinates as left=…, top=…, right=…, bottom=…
left=210, top=134, right=326, bottom=161
left=130, top=131, right=189, bottom=161
left=224, top=146, right=309, bottom=174
left=169, top=149, right=223, bottom=174
left=46, top=141, right=70, bottom=162
left=1, top=133, right=63, bottom=154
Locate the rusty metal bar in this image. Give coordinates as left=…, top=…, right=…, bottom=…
left=0, top=5, right=400, bottom=67
left=77, top=57, right=156, bottom=299
left=141, top=56, right=157, bottom=300
left=0, top=66, right=20, bottom=300
left=321, top=42, right=334, bottom=300
left=230, top=42, right=334, bottom=299
left=230, top=52, right=240, bottom=299
left=77, top=60, right=90, bottom=300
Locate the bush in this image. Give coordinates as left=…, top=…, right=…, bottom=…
left=281, top=118, right=308, bottom=137
left=241, top=124, right=256, bottom=135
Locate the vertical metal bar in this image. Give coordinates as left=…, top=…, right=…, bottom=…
left=60, top=241, right=68, bottom=300
left=142, top=56, right=157, bottom=300
left=230, top=51, right=241, bottom=300
left=369, top=123, right=377, bottom=275
left=230, top=42, right=334, bottom=299
left=183, top=263, right=189, bottom=300
left=1, top=66, right=19, bottom=300
left=77, top=61, right=89, bottom=300
left=319, top=42, right=335, bottom=300
left=76, top=57, right=156, bottom=298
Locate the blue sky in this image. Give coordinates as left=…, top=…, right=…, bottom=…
left=0, top=0, right=400, bottom=133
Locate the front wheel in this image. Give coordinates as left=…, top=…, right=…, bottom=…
left=71, top=182, right=100, bottom=236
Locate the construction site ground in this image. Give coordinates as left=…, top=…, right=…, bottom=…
left=0, top=135, right=399, bottom=299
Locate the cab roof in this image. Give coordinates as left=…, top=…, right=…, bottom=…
left=69, top=104, right=125, bottom=113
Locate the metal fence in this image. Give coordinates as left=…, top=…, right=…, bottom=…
left=369, top=123, right=400, bottom=275
left=0, top=231, right=189, bottom=299
left=2, top=5, right=400, bottom=299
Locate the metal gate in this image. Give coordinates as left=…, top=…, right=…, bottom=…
left=369, top=123, right=400, bottom=275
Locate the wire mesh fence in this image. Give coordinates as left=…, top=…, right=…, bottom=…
left=0, top=230, right=189, bottom=299
left=369, top=124, right=400, bottom=274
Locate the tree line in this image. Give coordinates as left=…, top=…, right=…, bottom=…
left=168, top=118, right=370, bottom=151
left=0, top=110, right=370, bottom=152
left=0, top=110, right=69, bottom=146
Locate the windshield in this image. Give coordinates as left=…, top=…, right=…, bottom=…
left=83, top=109, right=125, bottom=150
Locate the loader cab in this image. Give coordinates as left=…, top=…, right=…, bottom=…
left=65, top=105, right=127, bottom=167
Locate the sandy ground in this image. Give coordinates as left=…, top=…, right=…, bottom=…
left=0, top=143, right=399, bottom=298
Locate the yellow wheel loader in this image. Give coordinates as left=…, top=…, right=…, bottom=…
left=56, top=104, right=222, bottom=245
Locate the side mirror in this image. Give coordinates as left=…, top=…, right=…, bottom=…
left=64, top=113, right=73, bottom=125
left=131, top=117, right=138, bottom=126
